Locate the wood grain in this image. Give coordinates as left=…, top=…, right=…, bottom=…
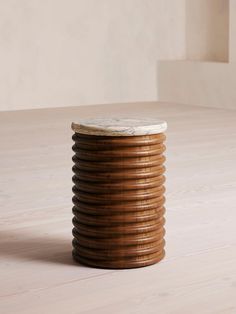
left=72, top=133, right=166, bottom=269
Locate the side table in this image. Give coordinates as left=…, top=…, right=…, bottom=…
left=71, top=118, right=167, bottom=269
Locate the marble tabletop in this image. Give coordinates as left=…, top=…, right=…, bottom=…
left=71, top=118, right=167, bottom=136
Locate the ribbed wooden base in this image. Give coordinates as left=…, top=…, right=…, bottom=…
left=72, top=133, right=166, bottom=269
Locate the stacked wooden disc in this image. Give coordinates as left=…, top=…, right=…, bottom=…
left=71, top=118, right=167, bottom=269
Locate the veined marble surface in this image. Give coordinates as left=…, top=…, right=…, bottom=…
left=71, top=118, right=167, bottom=136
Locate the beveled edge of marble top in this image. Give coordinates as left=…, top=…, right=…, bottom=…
left=71, top=118, right=167, bottom=136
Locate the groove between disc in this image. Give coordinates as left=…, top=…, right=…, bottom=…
left=73, top=144, right=166, bottom=160
left=72, top=165, right=166, bottom=181
left=72, top=133, right=166, bottom=147
left=72, top=155, right=166, bottom=170
left=72, top=227, right=166, bottom=248
left=72, top=195, right=166, bottom=213
left=72, top=239, right=165, bottom=259
left=72, top=249, right=165, bottom=269
left=72, top=185, right=166, bottom=203
left=72, top=175, right=165, bottom=192
left=72, top=216, right=165, bottom=237
left=72, top=207, right=166, bottom=225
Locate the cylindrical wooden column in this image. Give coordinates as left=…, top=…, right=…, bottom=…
left=71, top=118, right=167, bottom=269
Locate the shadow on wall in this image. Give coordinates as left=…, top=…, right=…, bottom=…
left=156, top=0, right=236, bottom=110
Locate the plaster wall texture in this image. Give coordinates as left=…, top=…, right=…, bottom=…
left=0, top=0, right=185, bottom=111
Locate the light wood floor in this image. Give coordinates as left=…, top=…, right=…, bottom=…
left=0, top=102, right=236, bottom=314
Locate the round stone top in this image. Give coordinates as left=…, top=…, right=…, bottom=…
left=71, top=118, right=167, bottom=136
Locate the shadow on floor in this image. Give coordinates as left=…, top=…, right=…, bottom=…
left=0, top=230, right=83, bottom=267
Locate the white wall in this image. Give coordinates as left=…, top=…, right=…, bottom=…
left=0, top=0, right=185, bottom=111
left=186, top=0, right=229, bottom=62
left=158, top=60, right=236, bottom=110
left=158, top=0, right=236, bottom=110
